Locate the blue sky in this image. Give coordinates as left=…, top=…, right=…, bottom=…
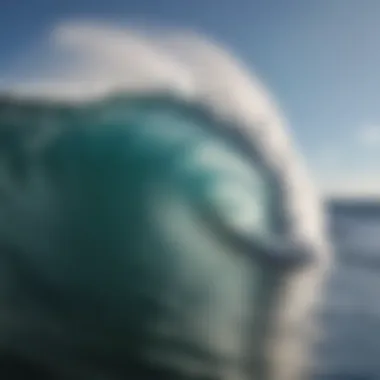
left=1, top=0, right=380, bottom=196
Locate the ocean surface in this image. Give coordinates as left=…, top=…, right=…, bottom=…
left=312, top=199, right=380, bottom=380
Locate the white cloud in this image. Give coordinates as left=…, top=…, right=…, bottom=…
left=320, top=176, right=380, bottom=198
left=357, top=124, right=380, bottom=147
left=308, top=141, right=380, bottom=197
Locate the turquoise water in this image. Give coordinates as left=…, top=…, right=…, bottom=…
left=0, top=94, right=291, bottom=379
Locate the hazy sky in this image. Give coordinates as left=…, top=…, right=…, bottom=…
left=1, top=0, right=380, bottom=196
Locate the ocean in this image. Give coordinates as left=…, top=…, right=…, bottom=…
left=312, top=199, right=380, bottom=380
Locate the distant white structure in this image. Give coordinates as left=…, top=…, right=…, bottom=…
left=2, top=20, right=332, bottom=380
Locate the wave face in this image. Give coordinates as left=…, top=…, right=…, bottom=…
left=0, top=20, right=331, bottom=380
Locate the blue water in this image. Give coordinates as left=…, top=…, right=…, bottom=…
left=313, top=200, right=380, bottom=380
